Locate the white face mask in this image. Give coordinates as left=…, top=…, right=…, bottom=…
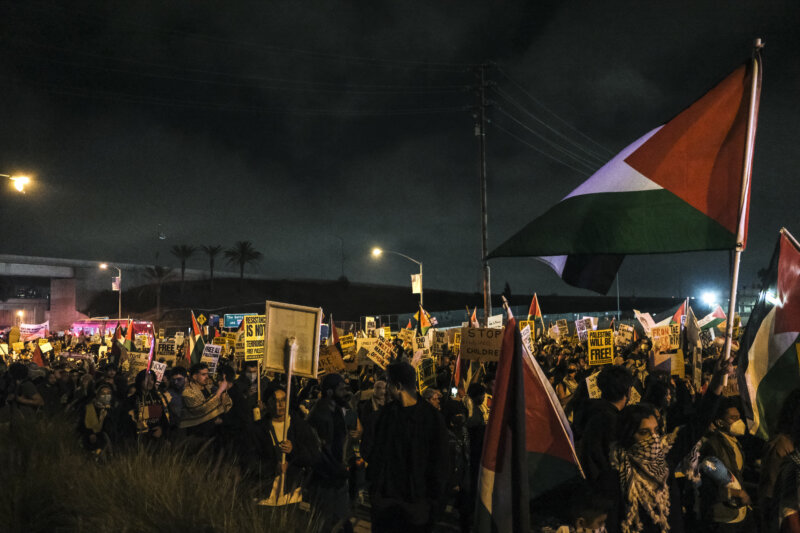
left=728, top=419, right=746, bottom=436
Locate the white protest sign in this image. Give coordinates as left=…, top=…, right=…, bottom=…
left=201, top=343, right=223, bottom=373
left=586, top=373, right=601, bottom=399
left=618, top=324, right=635, bottom=345
left=459, top=327, right=503, bottom=362
left=487, top=314, right=504, bottom=329
left=174, top=331, right=185, bottom=346
left=634, top=310, right=656, bottom=336
left=576, top=319, right=588, bottom=343
left=151, top=361, right=167, bottom=384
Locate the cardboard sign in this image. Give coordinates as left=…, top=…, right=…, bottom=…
left=618, top=324, right=635, bottom=344
left=243, top=315, right=266, bottom=362
left=318, top=345, right=346, bottom=374
left=586, top=373, right=601, bottom=399
left=460, top=327, right=503, bottom=362
left=367, top=337, right=396, bottom=369
left=587, top=329, right=614, bottom=366
left=416, top=357, right=437, bottom=392
left=356, top=337, right=379, bottom=354
left=127, top=352, right=150, bottom=378
left=651, top=326, right=672, bottom=353
left=669, top=324, right=681, bottom=350
left=264, top=301, right=321, bottom=378
left=487, top=314, right=503, bottom=329
left=201, top=343, right=223, bottom=373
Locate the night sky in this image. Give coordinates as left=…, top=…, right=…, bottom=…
left=1, top=1, right=798, bottom=300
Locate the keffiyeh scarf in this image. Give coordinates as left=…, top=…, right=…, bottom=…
left=610, top=430, right=677, bottom=533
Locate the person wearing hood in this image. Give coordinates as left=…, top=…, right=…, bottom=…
left=125, top=369, right=171, bottom=442
left=78, top=382, right=119, bottom=453
left=699, top=396, right=754, bottom=532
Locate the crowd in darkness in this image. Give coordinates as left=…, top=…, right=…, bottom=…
left=3, top=327, right=800, bottom=533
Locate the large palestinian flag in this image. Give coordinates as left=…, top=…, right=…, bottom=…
left=739, top=230, right=800, bottom=439
left=475, top=315, right=582, bottom=532
left=489, top=56, right=762, bottom=294
left=699, top=305, right=727, bottom=330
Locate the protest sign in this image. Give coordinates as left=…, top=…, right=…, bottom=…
left=556, top=319, right=569, bottom=340
left=12, top=342, right=24, bottom=353
left=339, top=333, right=356, bottom=353
left=264, top=301, right=321, bottom=378
left=520, top=324, right=534, bottom=358
left=634, top=310, right=656, bottom=336
left=699, top=328, right=715, bottom=349
left=518, top=320, right=536, bottom=337
left=618, top=324, right=635, bottom=345
left=152, top=361, right=167, bottom=384
left=367, top=337, right=396, bottom=369
left=355, top=337, right=379, bottom=354
left=487, top=314, right=503, bottom=329
left=416, top=357, right=437, bottom=392
left=382, top=326, right=392, bottom=338
left=244, top=315, right=266, bottom=362
left=582, top=317, right=598, bottom=331
left=586, top=373, right=601, bottom=399
left=397, top=328, right=415, bottom=345
left=135, top=334, right=149, bottom=351
left=40, top=342, right=53, bottom=352
left=364, top=317, right=377, bottom=335
left=588, top=329, right=614, bottom=366
left=669, top=324, right=681, bottom=350
left=20, top=321, right=49, bottom=341
left=174, top=332, right=185, bottom=346
left=156, top=339, right=177, bottom=362
left=158, top=328, right=165, bottom=339
left=650, top=326, right=672, bottom=353
left=575, top=319, right=588, bottom=343
left=318, top=345, right=346, bottom=374
left=671, top=349, right=686, bottom=378
left=201, top=344, right=223, bottom=373
left=212, top=337, right=227, bottom=346
left=460, top=327, right=503, bottom=362
left=127, top=352, right=150, bottom=378
left=452, top=332, right=461, bottom=356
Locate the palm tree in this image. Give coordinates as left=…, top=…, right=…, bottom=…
left=200, top=245, right=223, bottom=292
left=144, top=266, right=174, bottom=320
left=170, top=244, right=196, bottom=293
left=225, top=241, right=263, bottom=289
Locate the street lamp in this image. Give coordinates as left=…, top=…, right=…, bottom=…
left=1, top=174, right=32, bottom=193
left=16, top=310, right=23, bottom=326
left=100, top=263, right=123, bottom=320
left=371, top=247, right=424, bottom=307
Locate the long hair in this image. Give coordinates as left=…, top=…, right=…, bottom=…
left=617, top=403, right=659, bottom=449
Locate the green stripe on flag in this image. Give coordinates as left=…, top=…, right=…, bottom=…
left=490, top=189, right=735, bottom=257
left=754, top=337, right=800, bottom=439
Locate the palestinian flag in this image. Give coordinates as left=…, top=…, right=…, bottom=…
left=109, top=321, right=123, bottom=364
left=31, top=344, right=46, bottom=367
left=738, top=229, right=800, bottom=439
left=475, top=313, right=582, bottom=532
left=699, top=305, right=727, bottom=330
left=188, top=311, right=206, bottom=366
left=527, top=293, right=543, bottom=321
left=489, top=56, right=762, bottom=294
left=414, top=306, right=432, bottom=336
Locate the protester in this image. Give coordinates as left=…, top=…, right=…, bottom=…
left=78, top=382, right=118, bottom=453
left=5, top=362, right=44, bottom=419
left=180, top=362, right=232, bottom=436
left=363, top=361, right=449, bottom=533
left=125, top=369, right=171, bottom=441
left=422, top=387, right=442, bottom=410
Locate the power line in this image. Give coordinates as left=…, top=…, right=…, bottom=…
left=491, top=122, right=593, bottom=177
left=493, top=107, right=600, bottom=172
left=495, top=66, right=615, bottom=157
left=491, top=85, right=608, bottom=164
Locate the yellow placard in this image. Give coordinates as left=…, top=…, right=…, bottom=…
left=588, top=329, right=614, bottom=366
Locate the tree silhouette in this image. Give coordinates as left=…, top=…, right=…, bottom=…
left=224, top=241, right=263, bottom=289
left=144, top=266, right=174, bottom=320
left=170, top=244, right=196, bottom=293
left=200, top=245, right=223, bottom=292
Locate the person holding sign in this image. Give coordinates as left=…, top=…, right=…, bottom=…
left=180, top=362, right=232, bottom=437
left=125, top=369, right=171, bottom=441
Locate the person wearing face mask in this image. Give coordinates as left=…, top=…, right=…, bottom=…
left=163, top=367, right=187, bottom=431
left=78, top=383, right=117, bottom=453
left=608, top=357, right=732, bottom=533
left=699, top=397, right=753, bottom=532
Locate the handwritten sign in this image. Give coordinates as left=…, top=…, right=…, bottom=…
left=460, top=327, right=503, bottom=362
left=487, top=314, right=503, bottom=329
left=651, top=326, right=672, bottom=353
left=152, top=361, right=167, bottom=384
left=588, top=329, right=614, bottom=366
left=318, top=345, right=346, bottom=374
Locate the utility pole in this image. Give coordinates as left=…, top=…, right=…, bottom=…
left=476, top=64, right=492, bottom=324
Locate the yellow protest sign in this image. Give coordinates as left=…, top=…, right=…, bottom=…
left=382, top=326, right=392, bottom=338
left=588, top=329, right=614, bottom=366
left=243, top=315, right=266, bottom=362
left=12, top=342, right=24, bottom=353
left=339, top=333, right=355, bottom=350
left=38, top=338, right=48, bottom=346
left=669, top=324, right=681, bottom=350
left=416, top=358, right=437, bottom=392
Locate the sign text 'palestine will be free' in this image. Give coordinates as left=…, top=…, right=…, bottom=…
left=588, top=329, right=614, bottom=366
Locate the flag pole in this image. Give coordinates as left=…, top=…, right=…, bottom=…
left=781, top=227, right=800, bottom=250
left=722, top=39, right=763, bottom=368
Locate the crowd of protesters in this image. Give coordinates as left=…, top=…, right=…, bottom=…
left=2, top=323, right=800, bottom=533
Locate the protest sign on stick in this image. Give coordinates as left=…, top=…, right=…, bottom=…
left=416, top=358, right=437, bottom=392
left=263, top=301, right=321, bottom=378
left=244, top=315, right=266, bottom=362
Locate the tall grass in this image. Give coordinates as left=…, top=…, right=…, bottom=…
left=0, top=416, right=324, bottom=533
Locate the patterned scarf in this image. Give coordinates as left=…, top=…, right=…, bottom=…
left=611, top=430, right=677, bottom=533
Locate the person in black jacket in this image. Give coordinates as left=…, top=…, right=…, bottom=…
left=362, top=361, right=450, bottom=533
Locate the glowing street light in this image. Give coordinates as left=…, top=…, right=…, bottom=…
left=100, top=263, right=123, bottom=320
left=1, top=174, right=32, bottom=193
left=701, top=291, right=719, bottom=308
left=371, top=247, right=423, bottom=306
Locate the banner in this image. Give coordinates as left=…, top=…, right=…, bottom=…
left=20, top=321, right=49, bottom=341
left=587, top=329, right=614, bottom=366
left=411, top=273, right=422, bottom=295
